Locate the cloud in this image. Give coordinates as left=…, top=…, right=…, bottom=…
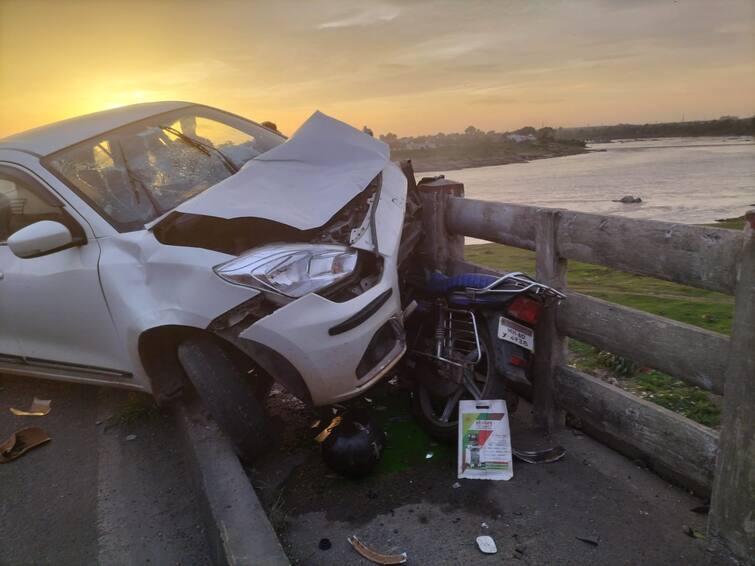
left=317, top=4, right=400, bottom=29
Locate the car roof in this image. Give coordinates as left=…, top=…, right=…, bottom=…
left=0, top=101, right=194, bottom=156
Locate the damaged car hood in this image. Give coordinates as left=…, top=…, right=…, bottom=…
left=173, top=111, right=390, bottom=230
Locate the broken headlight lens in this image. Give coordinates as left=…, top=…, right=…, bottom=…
left=214, top=243, right=358, bottom=298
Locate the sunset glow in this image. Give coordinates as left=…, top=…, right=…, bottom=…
left=1, top=0, right=753, bottom=139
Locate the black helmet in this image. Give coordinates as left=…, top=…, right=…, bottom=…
left=319, top=409, right=386, bottom=478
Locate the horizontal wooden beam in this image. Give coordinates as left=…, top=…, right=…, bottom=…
left=558, top=292, right=729, bottom=394
left=554, top=209, right=741, bottom=294
left=556, top=365, right=719, bottom=493
left=447, top=198, right=742, bottom=294
left=446, top=197, right=536, bottom=250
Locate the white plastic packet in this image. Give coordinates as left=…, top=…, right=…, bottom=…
left=458, top=399, right=513, bottom=480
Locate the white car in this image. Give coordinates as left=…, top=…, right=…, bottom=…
left=0, top=102, right=415, bottom=458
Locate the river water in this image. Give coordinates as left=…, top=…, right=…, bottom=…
left=431, top=136, right=755, bottom=226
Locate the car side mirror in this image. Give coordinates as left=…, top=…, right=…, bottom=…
left=8, top=220, right=75, bottom=258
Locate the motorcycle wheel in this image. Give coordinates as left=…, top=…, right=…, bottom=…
left=410, top=315, right=507, bottom=443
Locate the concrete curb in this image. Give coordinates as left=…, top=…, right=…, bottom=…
left=176, top=399, right=290, bottom=566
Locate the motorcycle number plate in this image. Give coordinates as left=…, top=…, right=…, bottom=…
left=497, top=316, right=534, bottom=351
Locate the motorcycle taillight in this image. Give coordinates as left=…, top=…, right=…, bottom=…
left=507, top=295, right=542, bottom=326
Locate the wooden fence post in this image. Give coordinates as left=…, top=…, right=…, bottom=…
left=533, top=209, right=567, bottom=432
left=416, top=177, right=465, bottom=274
left=707, top=210, right=755, bottom=561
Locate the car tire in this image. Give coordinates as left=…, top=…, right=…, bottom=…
left=177, top=334, right=272, bottom=461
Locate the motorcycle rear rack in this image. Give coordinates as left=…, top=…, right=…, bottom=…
left=466, top=272, right=567, bottom=301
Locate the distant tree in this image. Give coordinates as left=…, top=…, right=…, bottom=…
left=380, top=132, right=398, bottom=143
left=514, top=126, right=536, bottom=136
left=362, top=126, right=374, bottom=137
left=537, top=127, right=555, bottom=142
left=465, top=125, right=483, bottom=136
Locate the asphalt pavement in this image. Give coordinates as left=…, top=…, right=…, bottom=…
left=0, top=374, right=211, bottom=566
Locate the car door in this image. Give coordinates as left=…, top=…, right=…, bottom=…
left=0, top=164, right=131, bottom=380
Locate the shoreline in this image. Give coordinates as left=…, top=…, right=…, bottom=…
left=393, top=143, right=590, bottom=173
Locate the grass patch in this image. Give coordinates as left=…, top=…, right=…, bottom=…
left=464, top=221, right=738, bottom=428
left=107, top=393, right=162, bottom=427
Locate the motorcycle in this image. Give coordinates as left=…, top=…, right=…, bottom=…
left=403, top=270, right=566, bottom=442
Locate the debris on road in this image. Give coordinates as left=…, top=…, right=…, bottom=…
left=452, top=482, right=461, bottom=489
left=348, top=535, right=407, bottom=565
left=318, top=538, right=332, bottom=550
left=513, top=445, right=567, bottom=464
left=682, top=525, right=706, bottom=539
left=575, top=535, right=600, bottom=546
left=126, top=434, right=137, bottom=441
left=10, top=398, right=52, bottom=416
left=476, top=535, right=498, bottom=554
left=0, top=427, right=51, bottom=463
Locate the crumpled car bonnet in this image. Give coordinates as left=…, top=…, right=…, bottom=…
left=174, top=111, right=390, bottom=230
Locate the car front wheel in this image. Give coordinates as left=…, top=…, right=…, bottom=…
left=177, top=334, right=272, bottom=461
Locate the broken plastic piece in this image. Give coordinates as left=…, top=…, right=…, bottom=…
left=513, top=445, right=566, bottom=464
left=348, top=535, right=407, bottom=564
left=682, top=525, right=706, bottom=539
left=575, top=535, right=599, bottom=546
left=0, top=427, right=51, bottom=463
left=452, top=482, right=461, bottom=489
left=476, top=535, right=497, bottom=554
left=10, top=398, right=51, bottom=416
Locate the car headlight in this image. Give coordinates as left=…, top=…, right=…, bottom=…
left=214, top=243, right=358, bottom=298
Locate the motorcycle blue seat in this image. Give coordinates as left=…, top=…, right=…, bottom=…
left=425, top=273, right=499, bottom=295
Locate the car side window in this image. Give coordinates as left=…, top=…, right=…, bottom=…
left=0, top=172, right=72, bottom=245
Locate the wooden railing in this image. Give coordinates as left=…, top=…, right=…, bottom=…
left=416, top=180, right=754, bottom=561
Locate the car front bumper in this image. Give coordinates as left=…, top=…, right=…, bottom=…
left=221, top=277, right=406, bottom=406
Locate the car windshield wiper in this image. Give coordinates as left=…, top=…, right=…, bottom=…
left=111, top=141, right=163, bottom=215
left=159, top=125, right=239, bottom=174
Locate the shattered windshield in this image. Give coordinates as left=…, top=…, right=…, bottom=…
left=45, top=106, right=285, bottom=231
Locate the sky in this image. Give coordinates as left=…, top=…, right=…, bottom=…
left=1, top=0, right=753, bottom=138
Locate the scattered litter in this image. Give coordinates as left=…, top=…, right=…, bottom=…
left=95, top=420, right=103, bottom=426
left=480, top=522, right=489, bottom=529
left=452, top=482, right=461, bottom=489
left=682, top=525, right=706, bottom=539
left=690, top=505, right=709, bottom=515
left=10, top=398, right=52, bottom=416
left=348, top=535, right=407, bottom=564
left=476, top=535, right=497, bottom=554
left=125, top=434, right=137, bottom=441
left=0, top=427, right=51, bottom=463
left=318, top=538, right=332, bottom=550
left=425, top=451, right=434, bottom=459
left=513, top=446, right=566, bottom=464
left=575, top=536, right=599, bottom=547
